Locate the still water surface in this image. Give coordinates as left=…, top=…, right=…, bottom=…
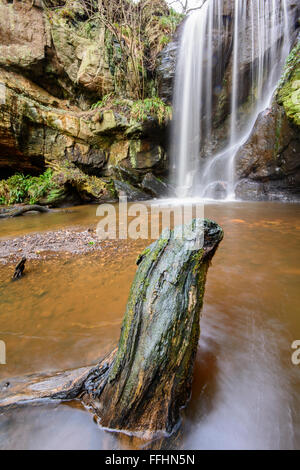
left=0, top=201, right=299, bottom=449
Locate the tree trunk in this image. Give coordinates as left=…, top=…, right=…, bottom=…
left=0, top=218, right=223, bottom=439
left=82, top=218, right=223, bottom=438
left=0, top=205, right=50, bottom=218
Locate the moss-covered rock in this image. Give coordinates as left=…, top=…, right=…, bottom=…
left=0, top=164, right=117, bottom=207
left=0, top=68, right=167, bottom=198
left=277, top=40, right=300, bottom=127
left=49, top=160, right=117, bottom=204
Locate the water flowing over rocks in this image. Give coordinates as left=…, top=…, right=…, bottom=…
left=158, top=0, right=300, bottom=201
left=235, top=38, right=300, bottom=201
left=0, top=0, right=299, bottom=204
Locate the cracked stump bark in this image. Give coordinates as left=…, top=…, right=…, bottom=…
left=82, top=218, right=223, bottom=437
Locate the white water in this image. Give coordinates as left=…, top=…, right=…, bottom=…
left=171, top=0, right=293, bottom=200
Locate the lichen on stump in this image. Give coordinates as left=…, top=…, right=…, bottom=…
left=82, top=219, right=223, bottom=438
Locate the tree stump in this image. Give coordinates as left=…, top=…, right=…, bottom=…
left=82, top=218, right=223, bottom=437
left=0, top=218, right=223, bottom=440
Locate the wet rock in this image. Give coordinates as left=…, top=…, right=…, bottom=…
left=205, top=182, right=228, bottom=200
left=141, top=173, right=169, bottom=198
left=234, top=36, right=300, bottom=201
left=113, top=180, right=149, bottom=202
left=200, top=1, right=300, bottom=167
left=0, top=0, right=170, bottom=189
left=128, top=140, right=166, bottom=171
left=157, top=39, right=179, bottom=104
left=235, top=96, right=300, bottom=201
left=235, top=180, right=266, bottom=201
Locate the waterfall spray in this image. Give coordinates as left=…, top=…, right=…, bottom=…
left=171, top=0, right=292, bottom=200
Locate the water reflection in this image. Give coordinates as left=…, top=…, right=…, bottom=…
left=0, top=201, right=299, bottom=449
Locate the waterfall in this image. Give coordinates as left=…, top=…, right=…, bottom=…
left=171, top=0, right=293, bottom=200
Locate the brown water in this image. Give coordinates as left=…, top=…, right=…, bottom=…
left=0, top=201, right=299, bottom=449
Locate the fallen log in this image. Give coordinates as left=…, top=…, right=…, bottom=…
left=0, top=218, right=223, bottom=438
left=0, top=205, right=50, bottom=218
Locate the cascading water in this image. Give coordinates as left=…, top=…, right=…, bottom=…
left=171, top=0, right=293, bottom=200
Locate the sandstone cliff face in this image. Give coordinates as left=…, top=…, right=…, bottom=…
left=0, top=0, right=51, bottom=70
left=0, top=0, right=175, bottom=204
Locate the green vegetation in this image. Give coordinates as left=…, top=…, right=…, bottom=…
left=0, top=169, right=60, bottom=205
left=276, top=40, right=300, bottom=127
left=92, top=95, right=172, bottom=125
left=277, top=41, right=300, bottom=93
left=0, top=162, right=117, bottom=206
left=131, top=98, right=172, bottom=125
left=47, top=0, right=183, bottom=99
left=1, top=0, right=179, bottom=208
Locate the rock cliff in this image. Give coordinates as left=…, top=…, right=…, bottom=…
left=0, top=0, right=181, bottom=204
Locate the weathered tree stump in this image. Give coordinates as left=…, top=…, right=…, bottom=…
left=0, top=219, right=223, bottom=439
left=82, top=218, right=223, bottom=437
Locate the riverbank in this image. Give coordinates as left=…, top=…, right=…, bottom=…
left=0, top=225, right=150, bottom=266
left=0, top=227, right=99, bottom=264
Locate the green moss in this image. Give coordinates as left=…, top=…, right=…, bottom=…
left=0, top=162, right=117, bottom=207
left=277, top=40, right=300, bottom=127
left=191, top=249, right=205, bottom=276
